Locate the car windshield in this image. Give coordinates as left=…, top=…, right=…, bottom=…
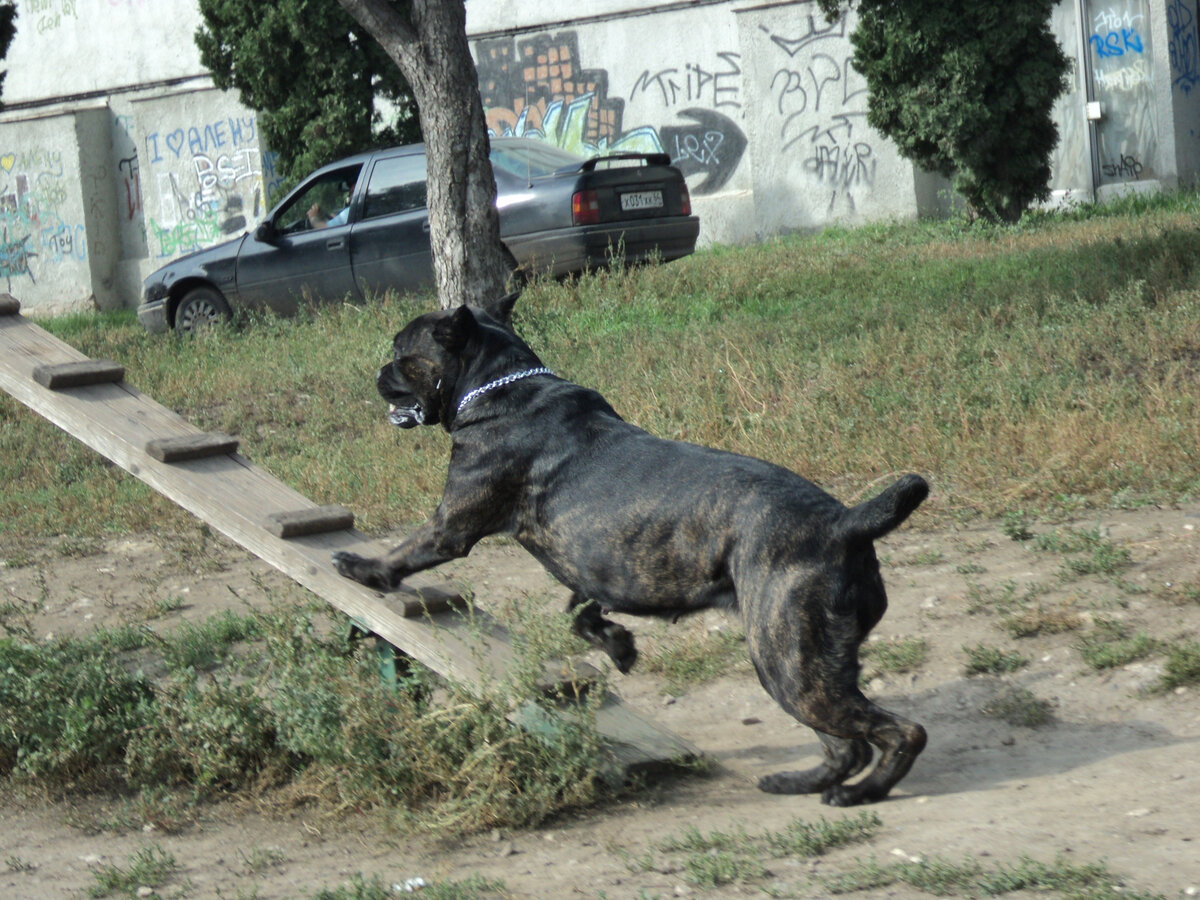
left=489, top=142, right=586, bottom=179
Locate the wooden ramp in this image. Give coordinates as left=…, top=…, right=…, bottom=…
left=0, top=294, right=697, bottom=779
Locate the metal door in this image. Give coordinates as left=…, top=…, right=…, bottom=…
left=1085, top=0, right=1159, bottom=186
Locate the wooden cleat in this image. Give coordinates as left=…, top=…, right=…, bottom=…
left=265, top=504, right=355, bottom=538
left=32, top=359, right=125, bottom=389
left=145, top=431, right=239, bottom=462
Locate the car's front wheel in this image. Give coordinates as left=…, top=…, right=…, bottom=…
left=174, top=286, right=232, bottom=334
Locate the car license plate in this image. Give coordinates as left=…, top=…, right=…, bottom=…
left=620, top=190, right=663, bottom=212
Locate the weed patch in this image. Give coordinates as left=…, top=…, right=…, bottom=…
left=1160, top=641, right=1200, bottom=691
left=1076, top=620, right=1159, bottom=670
left=981, top=687, right=1055, bottom=727
left=825, top=853, right=1165, bottom=899
left=862, top=637, right=929, bottom=677
left=0, top=606, right=607, bottom=834
left=643, top=627, right=747, bottom=694
left=87, top=844, right=178, bottom=898
left=634, top=811, right=882, bottom=889
left=963, top=643, right=1029, bottom=676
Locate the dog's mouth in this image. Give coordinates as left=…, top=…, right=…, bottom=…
left=388, top=402, right=424, bottom=428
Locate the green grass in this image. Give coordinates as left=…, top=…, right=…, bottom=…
left=861, top=636, right=929, bottom=677
left=0, top=604, right=607, bottom=834
left=6, top=189, right=1200, bottom=543
left=1076, top=620, right=1160, bottom=670
left=1032, top=527, right=1133, bottom=580
left=963, top=643, right=1029, bottom=676
left=307, top=873, right=505, bottom=900
left=87, top=844, right=179, bottom=898
left=825, top=853, right=1166, bottom=899
left=642, top=627, right=747, bottom=694
left=632, top=812, right=883, bottom=889
left=981, top=687, right=1055, bottom=727
left=1160, top=641, right=1200, bottom=690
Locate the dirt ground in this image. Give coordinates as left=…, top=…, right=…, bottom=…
left=2, top=502, right=1199, bottom=899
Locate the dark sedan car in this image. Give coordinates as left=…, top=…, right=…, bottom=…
left=137, top=137, right=700, bottom=333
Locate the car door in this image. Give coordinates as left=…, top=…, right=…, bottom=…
left=348, top=150, right=434, bottom=297
left=234, top=163, right=364, bottom=315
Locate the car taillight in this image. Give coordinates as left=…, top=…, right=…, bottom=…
left=681, top=182, right=692, bottom=217
left=572, top=189, right=600, bottom=226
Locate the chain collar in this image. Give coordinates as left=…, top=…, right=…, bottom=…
left=456, top=367, right=554, bottom=415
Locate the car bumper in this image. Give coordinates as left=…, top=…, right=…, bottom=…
left=137, top=297, right=170, bottom=334
left=507, top=216, right=700, bottom=277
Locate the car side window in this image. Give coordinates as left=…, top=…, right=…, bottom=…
left=362, top=155, right=428, bottom=220
left=275, top=164, right=363, bottom=234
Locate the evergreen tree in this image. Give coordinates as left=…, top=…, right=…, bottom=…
left=0, top=2, right=17, bottom=109
left=195, top=0, right=419, bottom=196
left=817, top=0, right=1069, bottom=222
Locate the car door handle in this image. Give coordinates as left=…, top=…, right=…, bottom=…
left=326, top=238, right=345, bottom=250
left=422, top=221, right=431, bottom=233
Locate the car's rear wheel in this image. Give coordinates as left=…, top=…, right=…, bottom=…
left=174, top=286, right=232, bottom=334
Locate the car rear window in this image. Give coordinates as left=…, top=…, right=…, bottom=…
left=363, top=154, right=428, bottom=219
left=489, top=142, right=586, bottom=179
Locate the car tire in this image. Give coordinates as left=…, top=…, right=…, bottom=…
left=174, top=286, right=232, bottom=334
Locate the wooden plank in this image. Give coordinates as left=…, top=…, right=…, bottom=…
left=0, top=313, right=699, bottom=774
left=32, top=359, right=125, bottom=389
left=146, top=431, right=240, bottom=462
left=265, top=504, right=355, bottom=538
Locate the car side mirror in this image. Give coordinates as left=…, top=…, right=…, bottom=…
left=254, top=221, right=277, bottom=243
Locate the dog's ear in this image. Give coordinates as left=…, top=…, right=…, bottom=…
left=483, top=290, right=520, bottom=329
left=432, top=305, right=477, bottom=352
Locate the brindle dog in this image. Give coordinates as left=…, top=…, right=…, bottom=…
left=334, top=292, right=929, bottom=806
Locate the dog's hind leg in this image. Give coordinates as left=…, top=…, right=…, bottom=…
left=759, top=697, right=925, bottom=805
left=759, top=731, right=872, bottom=795
left=567, top=594, right=638, bottom=673
left=819, top=703, right=926, bottom=807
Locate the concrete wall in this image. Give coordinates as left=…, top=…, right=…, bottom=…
left=0, top=105, right=119, bottom=313
left=4, top=0, right=207, bottom=106
left=3, top=0, right=1199, bottom=317
left=468, top=0, right=939, bottom=247
left=1166, top=0, right=1200, bottom=183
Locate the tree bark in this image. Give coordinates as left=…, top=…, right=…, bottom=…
left=335, top=0, right=507, bottom=308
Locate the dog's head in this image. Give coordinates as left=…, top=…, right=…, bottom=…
left=376, top=291, right=530, bottom=429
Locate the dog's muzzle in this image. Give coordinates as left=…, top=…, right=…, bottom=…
left=388, top=402, right=424, bottom=428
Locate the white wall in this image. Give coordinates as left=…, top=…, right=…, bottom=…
left=4, top=0, right=208, bottom=105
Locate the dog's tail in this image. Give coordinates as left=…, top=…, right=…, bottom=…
left=835, top=474, right=929, bottom=545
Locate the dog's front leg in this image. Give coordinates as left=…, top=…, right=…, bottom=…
left=333, top=513, right=479, bottom=592
left=568, top=594, right=638, bottom=673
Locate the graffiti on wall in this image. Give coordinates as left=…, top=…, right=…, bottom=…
left=1168, top=0, right=1200, bottom=94
left=1089, top=1, right=1159, bottom=184
left=143, top=115, right=266, bottom=259
left=28, top=0, right=77, bottom=35
left=761, top=14, right=876, bottom=214
left=0, top=147, right=88, bottom=289
left=475, top=30, right=747, bottom=195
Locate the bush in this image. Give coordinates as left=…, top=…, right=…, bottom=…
left=819, top=0, right=1069, bottom=222
left=0, top=637, right=153, bottom=784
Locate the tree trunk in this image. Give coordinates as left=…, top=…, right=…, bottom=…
left=335, top=0, right=507, bottom=308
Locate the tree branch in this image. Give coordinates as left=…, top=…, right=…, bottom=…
left=335, top=0, right=417, bottom=54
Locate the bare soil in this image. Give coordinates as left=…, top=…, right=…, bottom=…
left=2, top=503, right=1199, bottom=899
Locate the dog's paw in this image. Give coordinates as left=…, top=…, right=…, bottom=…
left=332, top=551, right=391, bottom=591
left=601, top=624, right=638, bottom=674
